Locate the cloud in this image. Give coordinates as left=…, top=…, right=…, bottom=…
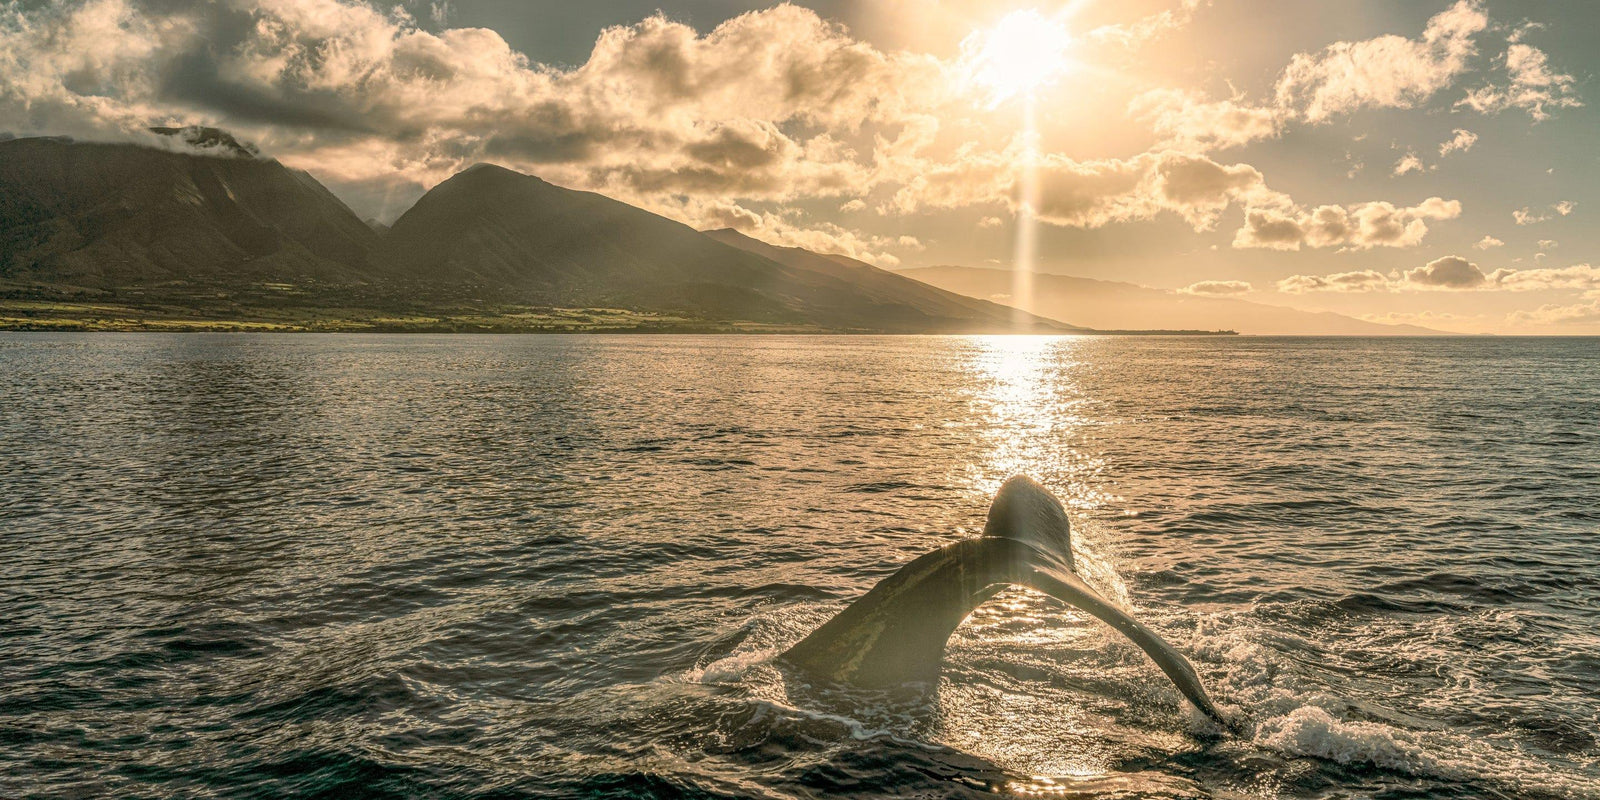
left=1509, top=299, right=1600, bottom=325
left=891, top=147, right=1284, bottom=232
left=1277, top=270, right=1390, bottom=293
left=1179, top=280, right=1252, bottom=296
left=642, top=194, right=915, bottom=267
left=1128, top=1, right=1493, bottom=156
left=0, top=0, right=952, bottom=210
left=677, top=199, right=914, bottom=267
left=1024, top=155, right=1150, bottom=226
left=884, top=142, right=1012, bottom=216
left=7, top=0, right=1276, bottom=234
left=1458, top=43, right=1582, bottom=120
left=1473, top=235, right=1504, bottom=250
left=1128, top=88, right=1280, bottom=151
left=1392, top=152, right=1425, bottom=176
left=1234, top=197, right=1461, bottom=250
left=1402, top=255, right=1488, bottom=289
left=977, top=216, right=1003, bottom=229
left=1392, top=129, right=1475, bottom=176
left=1438, top=128, right=1478, bottom=156
left=1084, top=0, right=1210, bottom=50
left=697, top=200, right=764, bottom=230
left=1513, top=201, right=1576, bottom=225
left=1273, top=0, right=1487, bottom=123
left=1277, top=260, right=1600, bottom=297
left=1034, top=150, right=1281, bottom=230
left=1488, top=263, right=1600, bottom=293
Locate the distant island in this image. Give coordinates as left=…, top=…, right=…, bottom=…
left=897, top=266, right=1444, bottom=336
left=0, top=132, right=1234, bottom=335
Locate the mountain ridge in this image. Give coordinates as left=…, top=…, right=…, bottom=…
left=0, top=136, right=379, bottom=288
left=377, top=163, right=1071, bottom=332
left=700, top=227, right=1081, bottom=332
left=0, top=138, right=1067, bottom=332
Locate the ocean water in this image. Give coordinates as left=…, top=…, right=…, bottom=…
left=2, top=333, right=1597, bottom=799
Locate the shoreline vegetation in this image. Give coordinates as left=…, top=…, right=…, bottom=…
left=0, top=295, right=1237, bottom=334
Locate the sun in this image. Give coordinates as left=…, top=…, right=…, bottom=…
left=963, top=9, right=1073, bottom=106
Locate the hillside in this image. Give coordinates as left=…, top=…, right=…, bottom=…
left=0, top=135, right=379, bottom=289
left=377, top=165, right=1068, bottom=331
left=701, top=228, right=1083, bottom=332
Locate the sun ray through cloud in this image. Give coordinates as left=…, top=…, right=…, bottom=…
left=958, top=7, right=1077, bottom=329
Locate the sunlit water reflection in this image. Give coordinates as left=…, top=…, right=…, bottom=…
left=2, top=333, right=1597, bottom=799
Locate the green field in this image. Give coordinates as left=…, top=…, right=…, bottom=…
left=0, top=285, right=1235, bottom=335
left=0, top=297, right=832, bottom=333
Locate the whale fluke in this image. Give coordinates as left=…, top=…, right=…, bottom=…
left=782, top=475, right=1225, bottom=725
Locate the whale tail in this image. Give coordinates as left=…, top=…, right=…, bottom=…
left=781, top=476, right=1225, bottom=725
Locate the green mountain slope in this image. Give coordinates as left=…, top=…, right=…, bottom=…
left=702, top=227, right=1081, bottom=332
left=0, top=136, right=379, bottom=288
left=379, top=164, right=1069, bottom=332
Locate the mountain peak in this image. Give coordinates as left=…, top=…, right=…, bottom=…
left=149, top=126, right=259, bottom=158
left=455, top=162, right=540, bottom=181
left=437, top=163, right=560, bottom=195
left=0, top=134, right=378, bottom=288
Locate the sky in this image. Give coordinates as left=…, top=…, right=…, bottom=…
left=2, top=0, right=1598, bottom=333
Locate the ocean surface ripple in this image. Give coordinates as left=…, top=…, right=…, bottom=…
left=2, top=334, right=1597, bottom=799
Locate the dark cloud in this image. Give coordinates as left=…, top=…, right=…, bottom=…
left=1155, top=154, right=1261, bottom=205
left=1237, top=209, right=1305, bottom=248
left=684, top=121, right=790, bottom=170
left=1276, top=270, right=1391, bottom=293
left=161, top=52, right=377, bottom=134
left=1403, top=255, right=1488, bottom=288
left=1235, top=199, right=1460, bottom=250
left=1180, top=280, right=1253, bottom=296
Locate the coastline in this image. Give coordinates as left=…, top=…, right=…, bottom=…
left=0, top=300, right=1236, bottom=335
